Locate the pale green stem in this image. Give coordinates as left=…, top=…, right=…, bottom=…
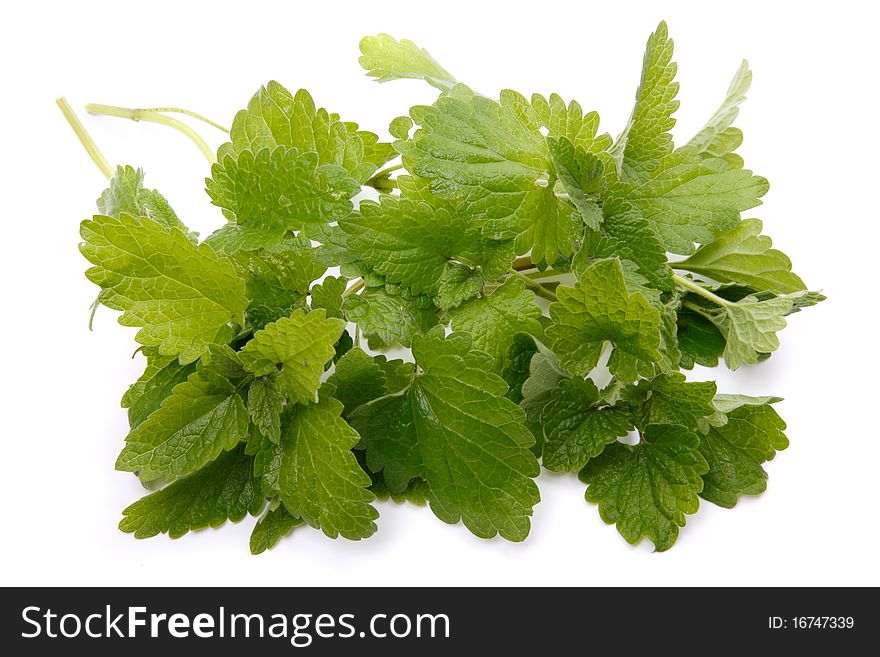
left=509, top=269, right=557, bottom=302
left=672, top=273, right=729, bottom=308
left=85, top=103, right=216, bottom=164
left=682, top=300, right=716, bottom=320
left=134, top=107, right=229, bottom=133
left=342, top=278, right=365, bottom=299
left=368, top=177, right=399, bottom=192
left=56, top=98, right=113, bottom=179
left=371, top=163, right=404, bottom=179
left=525, top=268, right=566, bottom=280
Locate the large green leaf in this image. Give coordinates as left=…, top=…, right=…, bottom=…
left=349, top=332, right=540, bottom=541
left=278, top=397, right=378, bottom=540
left=119, top=445, right=263, bottom=539
left=80, top=214, right=248, bottom=364
left=580, top=424, right=708, bottom=551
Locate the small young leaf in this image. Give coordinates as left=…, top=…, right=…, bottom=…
left=359, top=34, right=458, bottom=91
left=98, top=165, right=197, bottom=242
left=326, top=348, right=390, bottom=415
left=683, top=60, right=751, bottom=165
left=239, top=308, right=346, bottom=404
left=247, top=375, right=284, bottom=444
left=611, top=20, right=679, bottom=181
left=547, top=259, right=661, bottom=380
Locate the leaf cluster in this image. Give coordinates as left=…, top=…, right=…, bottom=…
left=78, top=22, right=820, bottom=552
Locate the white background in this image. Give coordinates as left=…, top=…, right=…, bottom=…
left=1, top=0, right=877, bottom=587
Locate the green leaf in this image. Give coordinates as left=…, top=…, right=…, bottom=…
left=350, top=122, right=398, bottom=171
left=658, top=294, right=682, bottom=372
left=119, top=444, right=262, bottom=539
left=374, top=356, right=415, bottom=395
left=201, top=344, right=249, bottom=382
left=683, top=60, right=751, bottom=166
left=389, top=116, right=413, bottom=140
left=250, top=503, right=304, bottom=554
left=547, top=258, right=661, bottom=381
left=278, top=396, right=378, bottom=540
left=611, top=21, right=679, bottom=181
left=395, top=174, right=515, bottom=284
left=98, top=165, right=197, bottom=242
left=332, top=330, right=353, bottom=365
left=519, top=343, right=572, bottom=450
left=547, top=137, right=605, bottom=230
left=339, top=195, right=477, bottom=297
left=530, top=93, right=613, bottom=152
left=502, top=334, right=539, bottom=404
left=247, top=375, right=284, bottom=444
left=309, top=275, right=347, bottom=318
left=239, top=308, right=346, bottom=404
left=359, top=34, right=458, bottom=91
left=121, top=349, right=197, bottom=429
left=674, top=219, right=806, bottom=293
left=580, top=424, right=708, bottom=551
left=230, top=237, right=325, bottom=328
left=712, top=393, right=784, bottom=415
left=246, top=427, right=282, bottom=497
left=369, top=474, right=430, bottom=506
left=434, top=264, right=485, bottom=310
left=80, top=214, right=248, bottom=364
left=541, top=378, right=633, bottom=472
left=448, top=277, right=543, bottom=370
left=677, top=306, right=725, bottom=369
left=699, top=402, right=788, bottom=508
left=343, top=288, right=437, bottom=348
left=576, top=197, right=672, bottom=291
left=611, top=152, right=769, bottom=255
left=349, top=332, right=540, bottom=541
left=788, top=290, right=826, bottom=313
left=630, top=372, right=717, bottom=429
left=326, top=347, right=390, bottom=415
left=220, top=82, right=381, bottom=182
left=205, top=146, right=359, bottom=252
left=708, top=295, right=795, bottom=370
left=116, top=369, right=248, bottom=482
left=398, top=85, right=581, bottom=265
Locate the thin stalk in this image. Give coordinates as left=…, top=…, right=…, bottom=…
left=370, top=163, right=404, bottom=179
left=525, top=268, right=566, bottom=280
left=367, top=177, right=399, bottom=192
left=365, top=163, right=404, bottom=192
left=509, top=269, right=557, bottom=302
left=672, top=273, right=729, bottom=308
left=682, top=300, right=716, bottom=320
left=134, top=107, right=229, bottom=133
left=56, top=98, right=113, bottom=179
left=342, top=278, right=365, bottom=299
left=85, top=103, right=216, bottom=164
